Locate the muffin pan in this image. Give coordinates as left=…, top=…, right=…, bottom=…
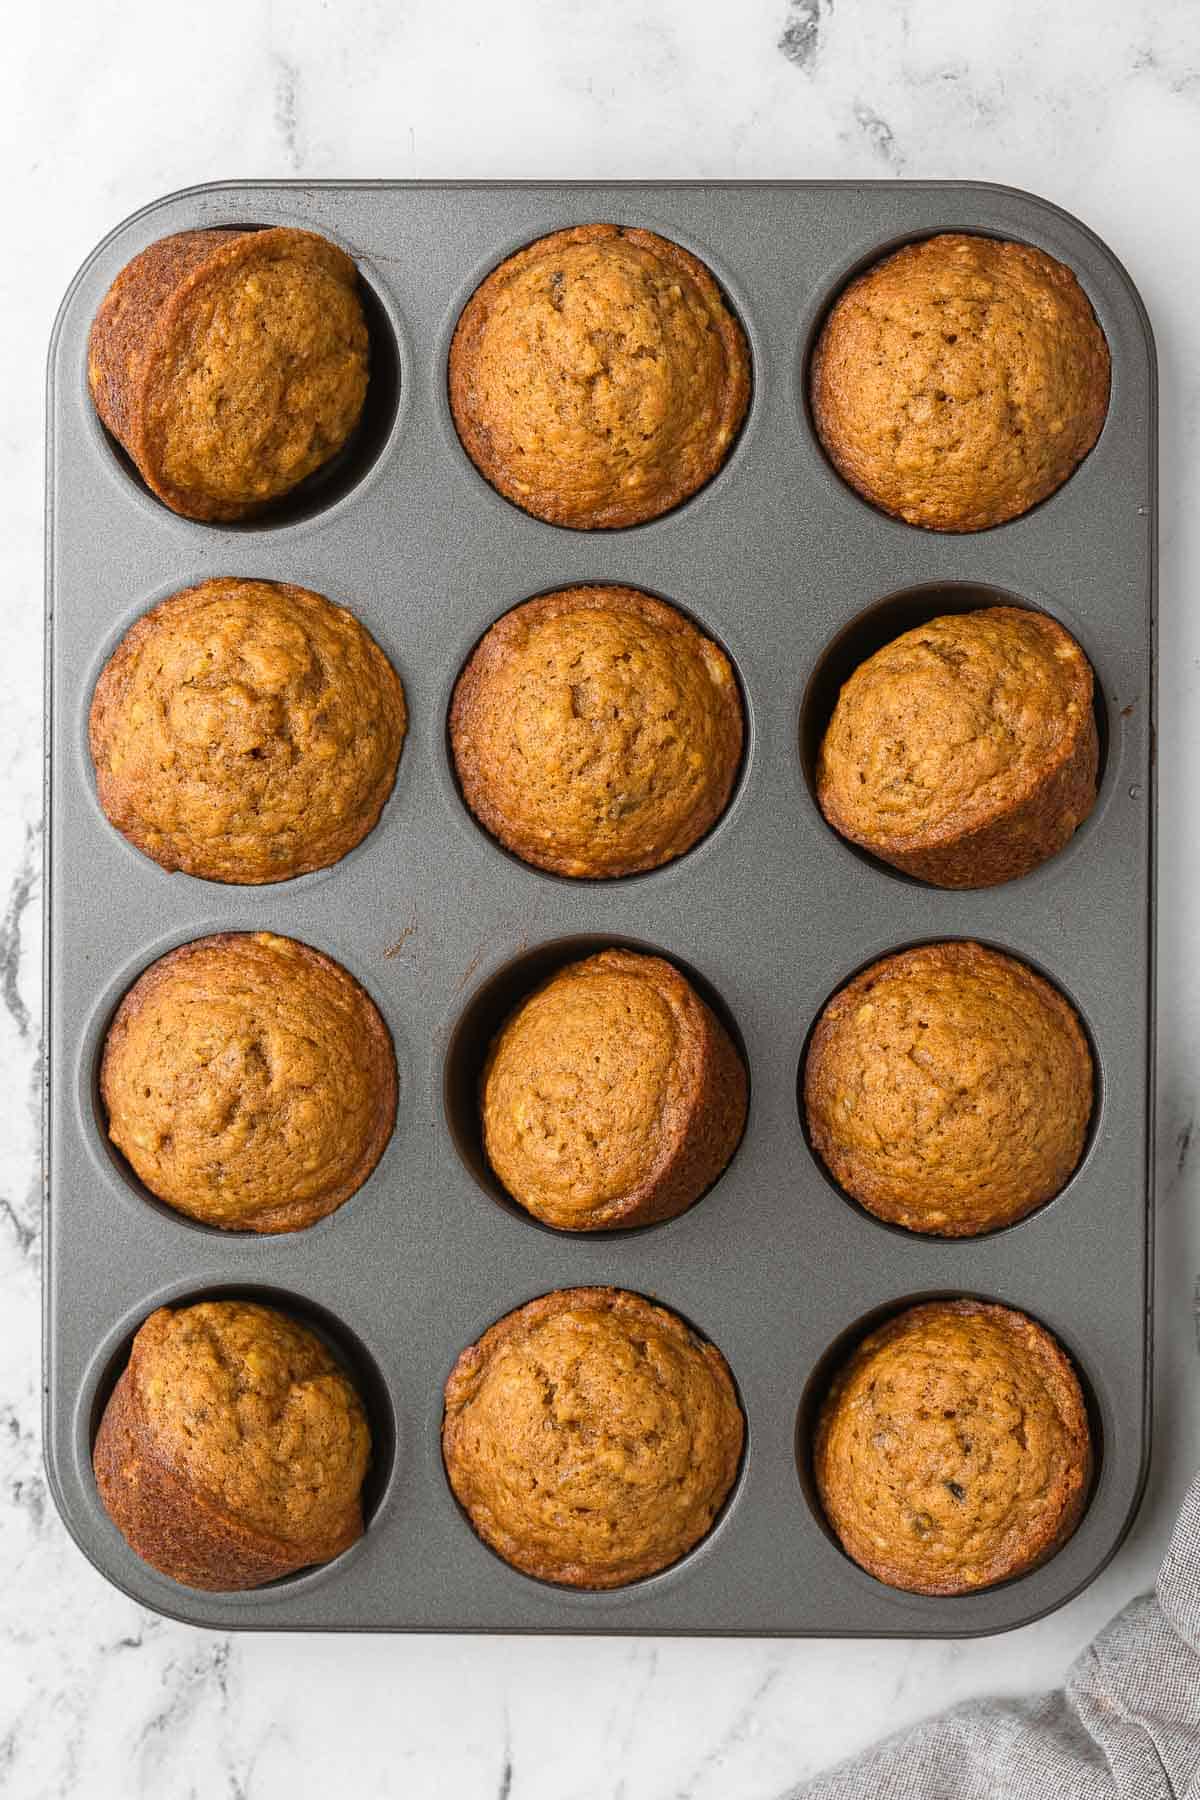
left=44, top=180, right=1156, bottom=1634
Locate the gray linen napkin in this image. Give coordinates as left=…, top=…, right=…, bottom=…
left=793, top=1474, right=1200, bottom=1799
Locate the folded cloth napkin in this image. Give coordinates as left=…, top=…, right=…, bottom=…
left=793, top=1473, right=1200, bottom=1800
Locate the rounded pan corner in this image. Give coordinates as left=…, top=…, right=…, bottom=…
left=933, top=177, right=1158, bottom=373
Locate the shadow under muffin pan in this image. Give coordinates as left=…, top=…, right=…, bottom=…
left=45, top=180, right=1155, bottom=1635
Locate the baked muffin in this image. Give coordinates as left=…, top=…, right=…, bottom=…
left=816, top=607, right=1098, bottom=887
left=451, top=587, right=743, bottom=878
left=101, top=932, right=396, bottom=1233
left=804, top=941, right=1092, bottom=1236
left=88, top=227, right=368, bottom=521
left=814, top=1299, right=1092, bottom=1594
left=443, top=1287, right=744, bottom=1588
left=94, top=1299, right=370, bottom=1590
left=449, top=224, right=750, bottom=528
left=811, top=233, right=1110, bottom=531
left=89, top=578, right=407, bottom=884
left=482, top=949, right=747, bottom=1230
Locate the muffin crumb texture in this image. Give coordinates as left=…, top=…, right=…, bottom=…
left=88, top=226, right=368, bottom=521
left=100, top=932, right=396, bottom=1233
left=90, top=578, right=406, bottom=884
left=449, top=223, right=750, bottom=528
left=817, top=606, right=1098, bottom=887
left=451, top=586, right=743, bottom=878
left=804, top=941, right=1093, bottom=1235
left=443, top=1287, right=744, bottom=1587
left=93, top=1299, right=370, bottom=1590
left=811, top=233, right=1110, bottom=531
left=814, top=1300, right=1091, bottom=1594
left=482, top=949, right=747, bottom=1230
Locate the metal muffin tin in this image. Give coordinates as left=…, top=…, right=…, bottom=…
left=44, top=181, right=1156, bottom=1635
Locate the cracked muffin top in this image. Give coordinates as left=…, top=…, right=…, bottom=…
left=803, top=940, right=1093, bottom=1236
left=811, top=233, right=1110, bottom=531
left=100, top=932, right=396, bottom=1233
left=88, top=227, right=369, bottom=522
left=442, top=1287, right=744, bottom=1588
left=93, top=1299, right=371, bottom=1589
left=816, top=606, right=1098, bottom=887
left=481, top=949, right=747, bottom=1231
left=450, top=586, right=743, bottom=878
left=90, top=578, right=407, bottom=885
left=814, top=1299, right=1092, bottom=1594
left=448, top=224, right=750, bottom=528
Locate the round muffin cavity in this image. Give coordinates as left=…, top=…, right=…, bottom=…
left=811, top=233, right=1110, bottom=531
left=100, top=933, right=397, bottom=1233
left=89, top=578, right=407, bottom=885
left=449, top=224, right=750, bottom=529
left=481, top=949, right=747, bottom=1231
left=816, top=607, right=1098, bottom=887
left=450, top=586, right=744, bottom=878
left=88, top=227, right=369, bottom=521
left=803, top=941, right=1093, bottom=1236
left=93, top=1299, right=371, bottom=1590
left=443, top=1287, right=744, bottom=1588
left=813, top=1300, right=1092, bottom=1594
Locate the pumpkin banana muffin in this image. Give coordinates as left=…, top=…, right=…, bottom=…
left=88, top=226, right=369, bottom=521
left=94, top=1299, right=371, bottom=1590
left=804, top=941, right=1092, bottom=1236
left=816, top=607, right=1098, bottom=887
left=450, top=586, right=743, bottom=878
left=481, top=949, right=747, bottom=1231
left=442, top=1287, right=744, bottom=1588
left=814, top=1299, right=1092, bottom=1594
left=449, top=224, right=750, bottom=528
left=100, top=932, right=396, bottom=1233
left=89, top=578, right=407, bottom=884
left=811, top=233, right=1110, bottom=531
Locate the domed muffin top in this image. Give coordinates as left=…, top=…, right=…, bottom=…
left=100, top=932, right=396, bottom=1233
left=126, top=1300, right=370, bottom=1546
left=449, top=224, right=750, bottom=528
left=442, top=1287, right=744, bottom=1587
left=450, top=586, right=743, bottom=878
left=90, top=578, right=406, bottom=885
left=817, top=606, right=1096, bottom=882
left=815, top=1299, right=1091, bottom=1593
left=811, top=233, right=1110, bottom=531
left=804, top=940, right=1093, bottom=1235
left=89, top=227, right=369, bottom=521
left=481, top=949, right=746, bottom=1230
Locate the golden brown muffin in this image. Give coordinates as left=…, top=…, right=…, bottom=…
left=449, top=224, right=750, bottom=529
left=88, top=227, right=368, bottom=521
left=816, top=607, right=1098, bottom=888
left=100, top=933, right=396, bottom=1233
left=811, top=233, right=1110, bottom=531
left=94, top=1300, right=371, bottom=1590
left=814, top=1300, right=1092, bottom=1594
left=443, top=1287, right=744, bottom=1588
left=482, top=950, right=747, bottom=1231
left=450, top=587, right=743, bottom=878
left=89, top=578, right=407, bottom=885
left=804, top=942, right=1092, bottom=1236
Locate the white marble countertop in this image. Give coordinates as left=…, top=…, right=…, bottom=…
left=4, top=1, right=1200, bottom=1795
